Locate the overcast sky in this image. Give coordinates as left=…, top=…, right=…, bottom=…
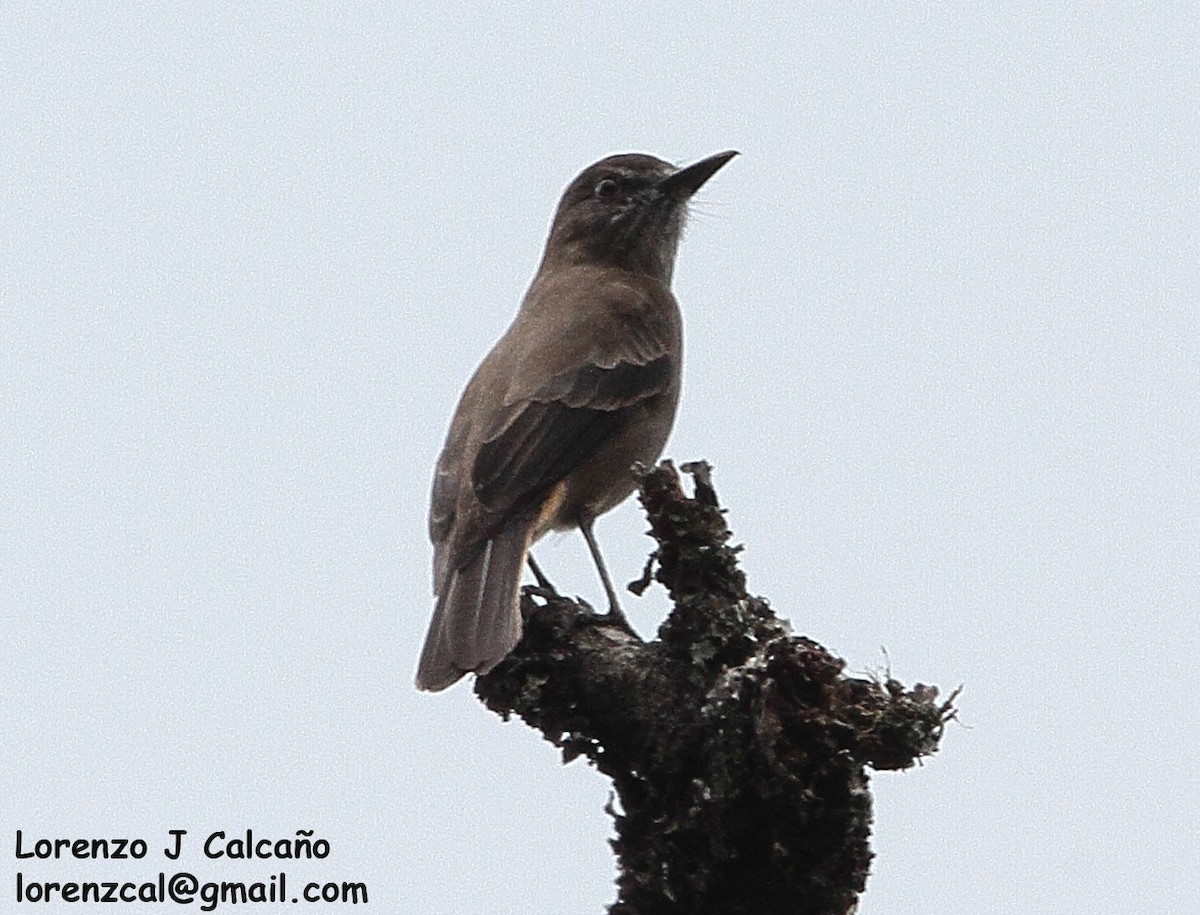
left=4, top=4, right=1197, bottom=913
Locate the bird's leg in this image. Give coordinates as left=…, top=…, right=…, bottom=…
left=579, top=514, right=630, bottom=628
left=526, top=554, right=557, bottom=594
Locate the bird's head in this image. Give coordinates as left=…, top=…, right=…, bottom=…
left=542, top=150, right=737, bottom=283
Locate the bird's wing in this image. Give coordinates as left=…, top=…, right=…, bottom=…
left=429, top=419, right=466, bottom=586
left=470, top=300, right=676, bottom=515
left=472, top=356, right=671, bottom=512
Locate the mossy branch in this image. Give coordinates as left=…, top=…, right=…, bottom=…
left=476, top=460, right=956, bottom=915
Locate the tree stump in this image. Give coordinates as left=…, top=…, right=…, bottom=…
left=476, top=460, right=956, bottom=915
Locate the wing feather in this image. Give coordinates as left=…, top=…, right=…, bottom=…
left=474, top=356, right=670, bottom=510
left=429, top=274, right=680, bottom=588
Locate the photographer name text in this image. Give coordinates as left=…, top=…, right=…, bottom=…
left=13, top=830, right=367, bottom=910
left=17, top=829, right=330, bottom=861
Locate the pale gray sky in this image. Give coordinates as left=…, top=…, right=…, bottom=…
left=4, top=4, right=1197, bottom=913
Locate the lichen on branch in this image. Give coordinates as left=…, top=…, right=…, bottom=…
left=476, top=460, right=956, bottom=915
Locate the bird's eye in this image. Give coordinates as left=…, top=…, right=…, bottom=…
left=594, top=178, right=619, bottom=200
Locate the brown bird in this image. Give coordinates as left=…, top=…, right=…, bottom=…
left=416, top=150, right=737, bottom=691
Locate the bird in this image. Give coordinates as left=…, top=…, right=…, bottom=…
left=416, top=150, right=737, bottom=691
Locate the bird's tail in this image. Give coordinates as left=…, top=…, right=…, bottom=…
left=415, top=521, right=531, bottom=691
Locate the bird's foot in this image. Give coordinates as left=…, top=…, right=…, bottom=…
left=526, top=554, right=559, bottom=594
left=602, top=603, right=637, bottom=636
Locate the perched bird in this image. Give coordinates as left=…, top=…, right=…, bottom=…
left=416, top=150, right=737, bottom=691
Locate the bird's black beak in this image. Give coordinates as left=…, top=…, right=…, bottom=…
left=657, top=150, right=739, bottom=198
